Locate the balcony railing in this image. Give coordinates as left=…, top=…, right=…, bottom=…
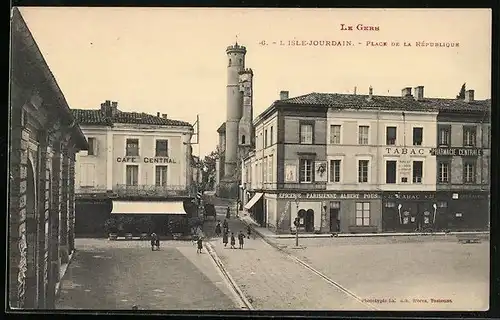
left=255, top=182, right=327, bottom=191
left=76, top=186, right=107, bottom=194
left=112, top=184, right=196, bottom=198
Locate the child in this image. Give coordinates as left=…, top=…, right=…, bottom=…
left=150, top=233, right=158, bottom=251
left=197, top=237, right=203, bottom=254
left=230, top=232, right=236, bottom=249
left=222, top=231, right=229, bottom=247
left=238, top=230, right=245, bottom=249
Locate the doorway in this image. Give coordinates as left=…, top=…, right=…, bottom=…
left=25, top=158, right=37, bottom=308
left=329, top=202, right=340, bottom=232
left=305, top=209, right=314, bottom=232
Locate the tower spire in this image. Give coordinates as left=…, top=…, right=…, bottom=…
left=235, top=34, right=238, bottom=45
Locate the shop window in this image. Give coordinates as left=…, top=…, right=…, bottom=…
left=300, top=122, right=313, bottom=144
left=358, top=160, right=369, bottom=183
left=385, top=201, right=396, bottom=208
left=155, top=140, right=168, bottom=157
left=355, top=202, right=370, bottom=226
left=463, top=126, right=476, bottom=147
left=155, top=165, right=168, bottom=186
left=412, top=161, right=423, bottom=183
left=437, top=201, right=447, bottom=208
left=329, top=159, right=341, bottom=183
left=438, top=162, right=450, bottom=183
left=330, top=125, right=341, bottom=144
left=126, top=139, right=139, bottom=156
left=413, top=127, right=423, bottom=146
left=386, top=127, right=396, bottom=145
left=386, top=160, right=396, bottom=184
left=299, top=159, right=313, bottom=183
left=358, top=126, right=369, bottom=145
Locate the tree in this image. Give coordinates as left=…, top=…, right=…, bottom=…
left=456, top=83, right=466, bottom=99
left=201, top=148, right=220, bottom=190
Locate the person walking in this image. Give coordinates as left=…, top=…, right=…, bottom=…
left=222, top=231, right=229, bottom=247
left=197, top=237, right=203, bottom=254
left=226, top=206, right=231, bottom=219
left=215, top=222, right=222, bottom=237
left=230, top=232, right=236, bottom=249
left=238, top=230, right=245, bottom=249
left=150, top=233, right=159, bottom=251
left=247, top=225, right=252, bottom=239
left=223, top=219, right=229, bottom=234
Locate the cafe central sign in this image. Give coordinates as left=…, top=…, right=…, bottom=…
left=430, top=148, right=483, bottom=156
left=277, top=192, right=381, bottom=200
left=116, top=157, right=176, bottom=164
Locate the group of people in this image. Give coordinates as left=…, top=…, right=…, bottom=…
left=214, top=219, right=252, bottom=249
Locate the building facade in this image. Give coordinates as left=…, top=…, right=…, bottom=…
left=243, top=86, right=490, bottom=234
left=72, top=101, right=197, bottom=237
left=9, top=8, right=88, bottom=309
left=216, top=42, right=255, bottom=199
left=424, top=90, right=490, bottom=231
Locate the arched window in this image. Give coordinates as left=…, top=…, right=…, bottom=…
left=241, top=135, right=246, bottom=144
left=228, top=59, right=232, bottom=67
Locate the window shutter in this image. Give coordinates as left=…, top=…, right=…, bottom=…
left=89, top=164, right=95, bottom=187
left=299, top=160, right=304, bottom=182
left=311, top=160, right=315, bottom=182
left=94, top=139, right=98, bottom=156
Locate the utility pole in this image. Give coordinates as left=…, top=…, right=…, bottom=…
left=294, top=195, right=300, bottom=247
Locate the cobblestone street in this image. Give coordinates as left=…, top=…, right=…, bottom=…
left=56, top=239, right=237, bottom=310
left=204, top=207, right=371, bottom=310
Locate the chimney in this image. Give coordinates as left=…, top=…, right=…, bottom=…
left=414, top=86, right=424, bottom=101
left=280, top=91, right=289, bottom=100
left=465, top=89, right=475, bottom=102
left=112, top=101, right=118, bottom=108
left=367, top=86, right=373, bottom=100
left=162, top=114, right=168, bottom=119
left=105, top=100, right=111, bottom=107
left=402, top=87, right=412, bottom=97
left=100, top=102, right=106, bottom=112
left=157, top=112, right=160, bottom=117
left=354, top=86, right=357, bottom=95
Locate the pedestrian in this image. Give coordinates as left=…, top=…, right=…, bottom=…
left=222, top=231, right=228, bottom=247
left=197, top=237, right=203, bottom=254
left=215, top=222, right=222, bottom=237
left=223, top=219, right=229, bottom=234
left=238, top=230, right=245, bottom=249
left=247, top=225, right=252, bottom=239
left=150, top=233, right=156, bottom=251
left=230, top=232, right=236, bottom=249
left=226, top=206, right=231, bottom=219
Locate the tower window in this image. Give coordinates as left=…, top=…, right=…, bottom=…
left=228, top=58, right=232, bottom=67
left=242, top=135, right=246, bottom=144
left=239, top=58, right=242, bottom=65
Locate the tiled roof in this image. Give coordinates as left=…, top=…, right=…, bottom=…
left=71, top=109, right=192, bottom=127
left=279, top=92, right=438, bottom=112
left=417, top=98, right=490, bottom=113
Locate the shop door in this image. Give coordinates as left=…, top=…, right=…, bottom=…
left=417, top=202, right=435, bottom=232
left=329, top=202, right=340, bottom=232
left=400, top=202, right=418, bottom=231
left=382, top=202, right=398, bottom=231
left=305, top=209, right=314, bottom=232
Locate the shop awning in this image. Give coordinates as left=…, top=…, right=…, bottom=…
left=111, top=201, right=187, bottom=215
left=244, top=193, right=263, bottom=210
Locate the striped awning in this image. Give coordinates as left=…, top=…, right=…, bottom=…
left=111, top=201, right=187, bottom=215
left=244, top=193, right=263, bottom=210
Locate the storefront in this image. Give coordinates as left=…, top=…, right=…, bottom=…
left=382, top=192, right=439, bottom=232
left=436, top=191, right=489, bottom=231
left=244, top=191, right=265, bottom=226
left=273, top=192, right=382, bottom=234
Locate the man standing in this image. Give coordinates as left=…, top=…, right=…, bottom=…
left=238, top=230, right=245, bottom=249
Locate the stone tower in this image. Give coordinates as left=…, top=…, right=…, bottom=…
left=224, top=42, right=246, bottom=179
left=216, top=42, right=254, bottom=199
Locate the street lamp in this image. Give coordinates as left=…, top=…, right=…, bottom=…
left=294, top=195, right=300, bottom=247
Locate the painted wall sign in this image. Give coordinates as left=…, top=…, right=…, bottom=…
left=385, top=147, right=427, bottom=155
left=430, top=148, right=483, bottom=156
left=278, top=192, right=381, bottom=200
left=398, top=160, right=412, bottom=178
left=314, top=161, right=327, bottom=182
left=453, top=193, right=488, bottom=200
left=384, top=192, right=435, bottom=200
left=116, top=157, right=176, bottom=164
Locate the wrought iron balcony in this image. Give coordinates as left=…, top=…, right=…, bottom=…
left=259, top=182, right=327, bottom=191
left=112, top=184, right=196, bottom=198
left=75, top=186, right=108, bottom=194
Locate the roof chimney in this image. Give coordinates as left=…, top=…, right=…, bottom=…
left=100, top=103, right=106, bottom=112
left=414, top=86, right=424, bottom=101
left=354, top=86, right=357, bottom=95
left=280, top=91, right=289, bottom=100
left=402, top=87, right=412, bottom=97
left=112, top=101, right=118, bottom=108
left=105, top=100, right=111, bottom=106
left=367, top=86, right=373, bottom=100
left=465, top=89, right=475, bottom=102
left=157, top=112, right=161, bottom=117
left=162, top=114, right=168, bottom=119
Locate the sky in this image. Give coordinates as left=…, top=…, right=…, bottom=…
left=18, top=8, right=491, bottom=157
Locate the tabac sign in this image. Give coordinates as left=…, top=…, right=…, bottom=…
left=430, top=148, right=483, bottom=156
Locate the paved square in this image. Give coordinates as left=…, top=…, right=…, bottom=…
left=56, top=239, right=237, bottom=310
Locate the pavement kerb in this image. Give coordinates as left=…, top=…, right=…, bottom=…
left=203, top=242, right=254, bottom=310
left=55, top=250, right=75, bottom=297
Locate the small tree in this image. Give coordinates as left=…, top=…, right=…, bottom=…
left=456, top=83, right=466, bottom=99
